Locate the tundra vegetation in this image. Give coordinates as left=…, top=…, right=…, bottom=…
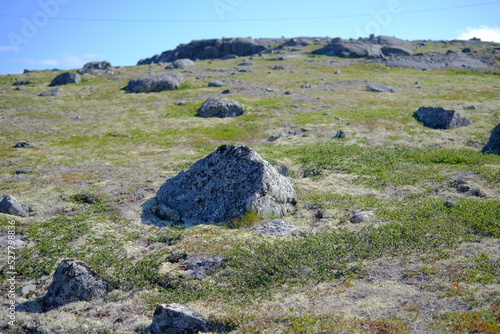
left=0, top=38, right=499, bottom=333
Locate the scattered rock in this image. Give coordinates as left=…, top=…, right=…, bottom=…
left=42, top=259, right=111, bottom=311
left=268, top=129, right=307, bottom=142
left=78, top=61, right=113, bottom=75
left=367, top=84, right=397, bottom=93
left=150, top=303, right=217, bottom=334
left=20, top=284, right=37, bottom=297
left=464, top=105, right=476, bottom=110
left=0, top=195, right=29, bottom=217
left=49, top=72, right=81, bottom=86
left=238, top=60, right=254, bottom=66
left=39, top=87, right=63, bottom=97
left=208, top=80, right=226, bottom=87
left=185, top=257, right=226, bottom=280
left=0, top=234, right=28, bottom=248
left=166, top=58, right=195, bottom=69
left=13, top=141, right=32, bottom=148
left=13, top=80, right=33, bottom=86
left=350, top=211, right=375, bottom=224
left=221, top=54, right=238, bottom=60
left=197, top=97, right=245, bottom=118
left=444, top=200, right=457, bottom=208
left=15, top=169, right=33, bottom=175
left=302, top=83, right=312, bottom=88
left=481, top=123, right=500, bottom=155
left=413, top=107, right=473, bottom=129
left=386, top=53, right=492, bottom=70
left=251, top=219, right=298, bottom=236
left=155, top=204, right=180, bottom=223
left=221, top=89, right=231, bottom=94
left=462, top=47, right=471, bottom=53
left=156, top=145, right=297, bottom=225
left=126, top=72, right=185, bottom=93
left=15, top=85, right=27, bottom=91
left=333, top=130, right=346, bottom=139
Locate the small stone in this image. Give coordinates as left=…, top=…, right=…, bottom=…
left=444, top=200, right=456, bottom=207
left=333, top=130, right=345, bottom=139
left=20, top=284, right=37, bottom=297
left=350, top=211, right=375, bottom=224
left=302, top=83, right=312, bottom=88
left=251, top=219, right=298, bottom=236
left=197, top=97, right=245, bottom=118
left=13, top=141, right=31, bottom=148
left=155, top=204, right=180, bottom=223
left=221, top=89, right=231, bottom=94
left=208, top=80, right=225, bottom=87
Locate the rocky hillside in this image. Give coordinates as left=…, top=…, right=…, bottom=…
left=0, top=36, right=499, bottom=333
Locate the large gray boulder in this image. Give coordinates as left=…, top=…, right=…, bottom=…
left=78, top=61, right=113, bottom=75
left=42, top=259, right=110, bottom=311
left=0, top=195, right=29, bottom=218
left=414, top=107, right=473, bottom=129
left=156, top=145, right=297, bottom=225
left=197, top=97, right=245, bottom=118
left=126, top=72, right=185, bottom=93
left=482, top=123, right=500, bottom=155
left=165, top=58, right=195, bottom=69
left=49, top=72, right=81, bottom=86
left=150, top=304, right=216, bottom=334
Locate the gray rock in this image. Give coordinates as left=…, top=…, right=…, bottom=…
left=268, top=129, right=307, bottom=142
left=42, top=259, right=110, bottom=311
left=166, top=58, right=195, bottom=69
left=126, top=72, right=185, bottom=93
left=444, top=200, right=457, bottom=207
left=414, top=107, right=473, bottom=129
left=13, top=141, right=31, bottom=148
left=0, top=234, right=29, bottom=248
left=151, top=303, right=216, bottom=334
left=333, top=130, right=345, bottom=139
left=302, top=83, right=312, bottom=88
left=155, top=204, right=180, bottom=223
left=350, top=211, right=375, bottom=224
left=49, top=72, right=81, bottom=86
left=78, top=61, right=113, bottom=75
left=0, top=195, right=29, bottom=217
left=368, top=84, right=397, bottom=93
left=251, top=219, right=298, bottom=236
left=482, top=123, right=500, bottom=155
left=221, top=54, right=238, bottom=60
left=39, top=87, right=63, bottom=96
left=20, top=284, right=37, bottom=297
left=208, top=80, right=226, bottom=87
left=156, top=145, right=297, bottom=225
left=197, top=97, right=245, bottom=118
left=185, top=256, right=226, bottom=280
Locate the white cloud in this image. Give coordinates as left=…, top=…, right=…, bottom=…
left=456, top=25, right=500, bottom=43
left=12, top=54, right=103, bottom=69
left=0, top=46, right=20, bottom=51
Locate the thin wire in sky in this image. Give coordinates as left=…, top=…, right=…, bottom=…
left=1, top=1, right=499, bottom=23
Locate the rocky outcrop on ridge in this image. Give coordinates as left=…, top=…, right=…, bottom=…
left=312, top=35, right=413, bottom=58
left=137, top=37, right=331, bottom=64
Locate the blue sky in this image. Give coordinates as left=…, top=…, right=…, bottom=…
left=1, top=0, right=499, bottom=74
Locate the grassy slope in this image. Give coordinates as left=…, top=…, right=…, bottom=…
left=0, top=50, right=499, bottom=333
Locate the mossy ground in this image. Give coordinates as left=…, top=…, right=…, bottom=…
left=0, top=46, right=499, bottom=333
